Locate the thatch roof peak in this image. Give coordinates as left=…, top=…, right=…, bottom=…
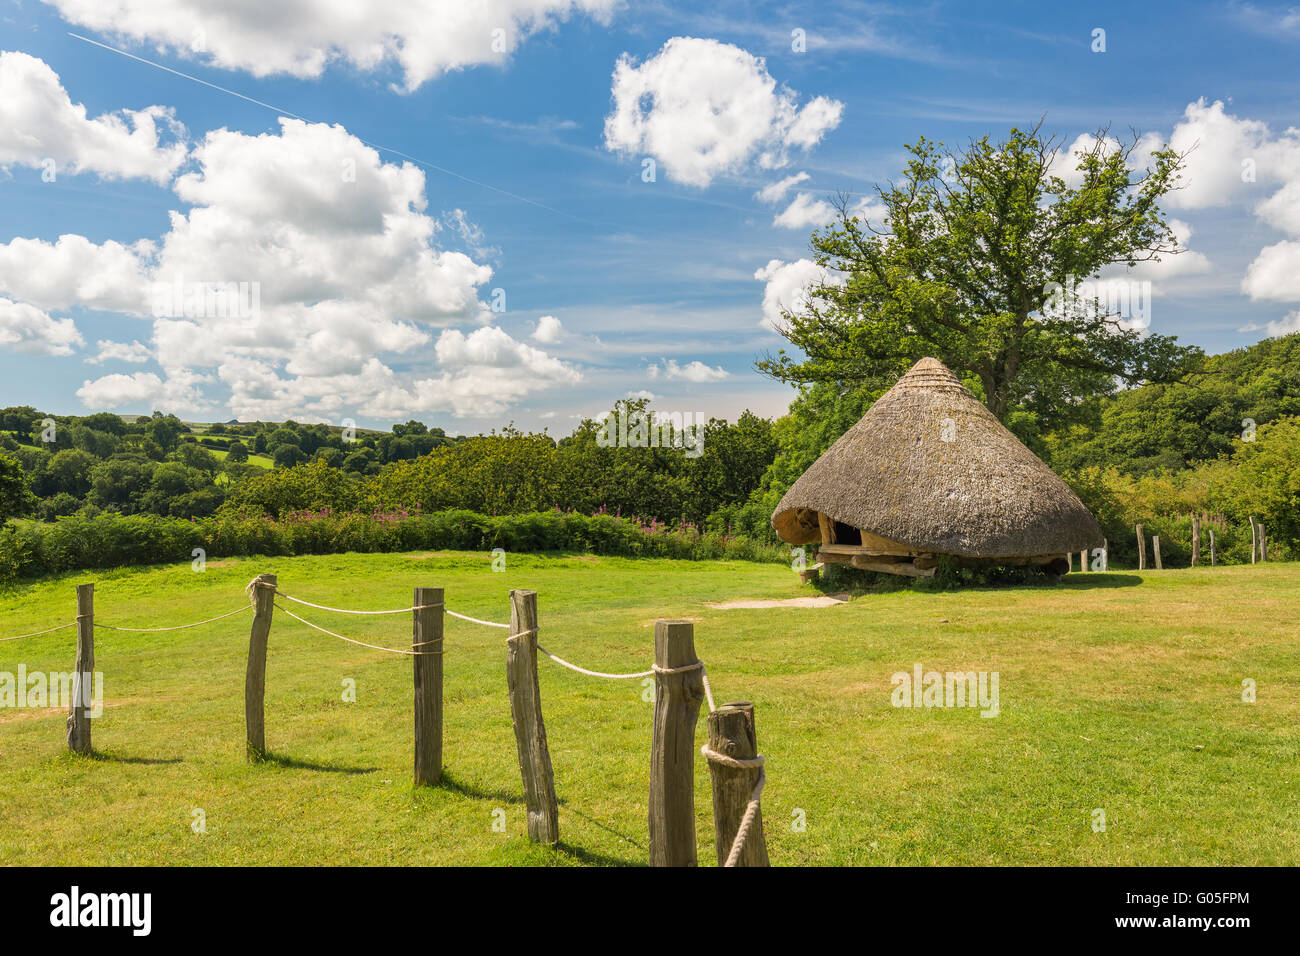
left=772, top=357, right=1103, bottom=558
left=892, top=357, right=969, bottom=394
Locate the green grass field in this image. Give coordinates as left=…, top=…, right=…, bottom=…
left=0, top=552, right=1296, bottom=866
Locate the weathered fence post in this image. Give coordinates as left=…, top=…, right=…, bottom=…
left=1209, top=528, right=1216, bottom=566
left=1079, top=549, right=1087, bottom=571
left=66, top=583, right=94, bottom=755
left=649, top=619, right=705, bottom=867
left=1259, top=524, right=1267, bottom=562
left=1066, top=551, right=1073, bottom=572
left=1102, top=538, right=1109, bottom=571
left=706, top=702, right=768, bottom=867
left=1250, top=517, right=1257, bottom=564
left=1136, top=524, right=1146, bottom=571
left=413, top=586, right=444, bottom=787
left=244, top=572, right=276, bottom=761
left=1191, top=517, right=1201, bottom=567
left=506, top=589, right=559, bottom=844
left=1153, top=535, right=1163, bottom=570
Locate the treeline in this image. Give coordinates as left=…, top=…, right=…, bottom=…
left=216, top=404, right=776, bottom=527
left=2, top=335, right=1300, bottom=578
left=0, top=408, right=460, bottom=520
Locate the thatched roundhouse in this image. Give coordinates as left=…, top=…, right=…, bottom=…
left=772, top=357, right=1104, bottom=578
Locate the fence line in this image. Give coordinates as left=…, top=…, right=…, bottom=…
left=2, top=575, right=768, bottom=867
left=0, top=622, right=76, bottom=642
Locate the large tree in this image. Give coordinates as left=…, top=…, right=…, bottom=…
left=757, top=123, right=1202, bottom=434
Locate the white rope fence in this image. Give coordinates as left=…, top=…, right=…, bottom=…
left=272, top=602, right=441, bottom=656
left=95, top=603, right=251, bottom=632
left=4, top=575, right=764, bottom=866
left=0, top=621, right=76, bottom=643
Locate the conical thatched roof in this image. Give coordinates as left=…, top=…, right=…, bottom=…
left=772, top=358, right=1103, bottom=557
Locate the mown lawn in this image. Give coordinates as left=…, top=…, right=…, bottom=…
left=0, top=552, right=1296, bottom=866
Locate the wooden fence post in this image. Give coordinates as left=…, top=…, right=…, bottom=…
left=66, top=583, right=94, bottom=755
left=1136, top=524, right=1146, bottom=571
left=1209, top=529, right=1216, bottom=566
left=413, top=586, right=444, bottom=787
left=506, top=589, right=559, bottom=844
left=1102, top=538, right=1108, bottom=571
left=1250, top=517, right=1257, bottom=564
left=1259, top=524, right=1267, bottom=562
left=244, top=572, right=276, bottom=761
left=1153, top=535, right=1163, bottom=570
left=706, top=702, right=768, bottom=867
left=649, top=619, right=705, bottom=867
left=1191, top=518, right=1200, bottom=567
left=1066, top=551, right=1073, bottom=572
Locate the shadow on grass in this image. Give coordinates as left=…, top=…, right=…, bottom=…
left=431, top=770, right=525, bottom=804
left=84, top=751, right=183, bottom=765
left=1056, top=573, right=1144, bottom=590
left=551, top=839, right=645, bottom=867
left=258, top=751, right=380, bottom=775
left=564, top=805, right=646, bottom=853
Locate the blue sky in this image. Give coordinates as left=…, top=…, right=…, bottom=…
left=1, top=0, right=1298, bottom=433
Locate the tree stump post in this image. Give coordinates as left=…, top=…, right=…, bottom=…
left=244, top=572, right=276, bottom=761
left=1153, top=535, right=1163, bottom=570
left=706, top=702, right=768, bottom=867
left=1136, top=524, right=1146, bottom=570
left=506, top=589, right=559, bottom=844
left=1191, top=518, right=1200, bottom=567
left=66, top=583, right=94, bottom=755
left=413, top=586, right=444, bottom=787
left=1249, top=517, right=1257, bottom=564
left=1209, top=529, right=1216, bottom=566
left=649, top=619, right=705, bottom=867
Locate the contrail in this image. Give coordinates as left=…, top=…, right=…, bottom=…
left=66, top=31, right=600, bottom=225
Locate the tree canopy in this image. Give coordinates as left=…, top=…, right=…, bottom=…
left=757, top=123, right=1202, bottom=439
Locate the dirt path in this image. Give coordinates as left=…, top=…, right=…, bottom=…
left=705, top=593, right=850, bottom=610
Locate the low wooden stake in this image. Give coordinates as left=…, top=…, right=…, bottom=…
left=244, top=572, right=276, bottom=761
left=706, top=702, right=768, bottom=867
left=649, top=619, right=705, bottom=867
left=1153, top=535, right=1163, bottom=570
left=413, top=586, right=444, bottom=787
left=506, top=589, right=559, bottom=844
left=1191, top=517, right=1201, bottom=567
left=66, top=583, right=94, bottom=755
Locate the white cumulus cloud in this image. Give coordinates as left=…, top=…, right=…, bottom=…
left=753, top=257, right=842, bottom=331
left=43, top=0, right=620, bottom=92
left=604, top=37, right=843, bottom=187
left=0, top=51, right=186, bottom=183
left=645, top=359, right=728, bottom=382
left=0, top=297, right=83, bottom=355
